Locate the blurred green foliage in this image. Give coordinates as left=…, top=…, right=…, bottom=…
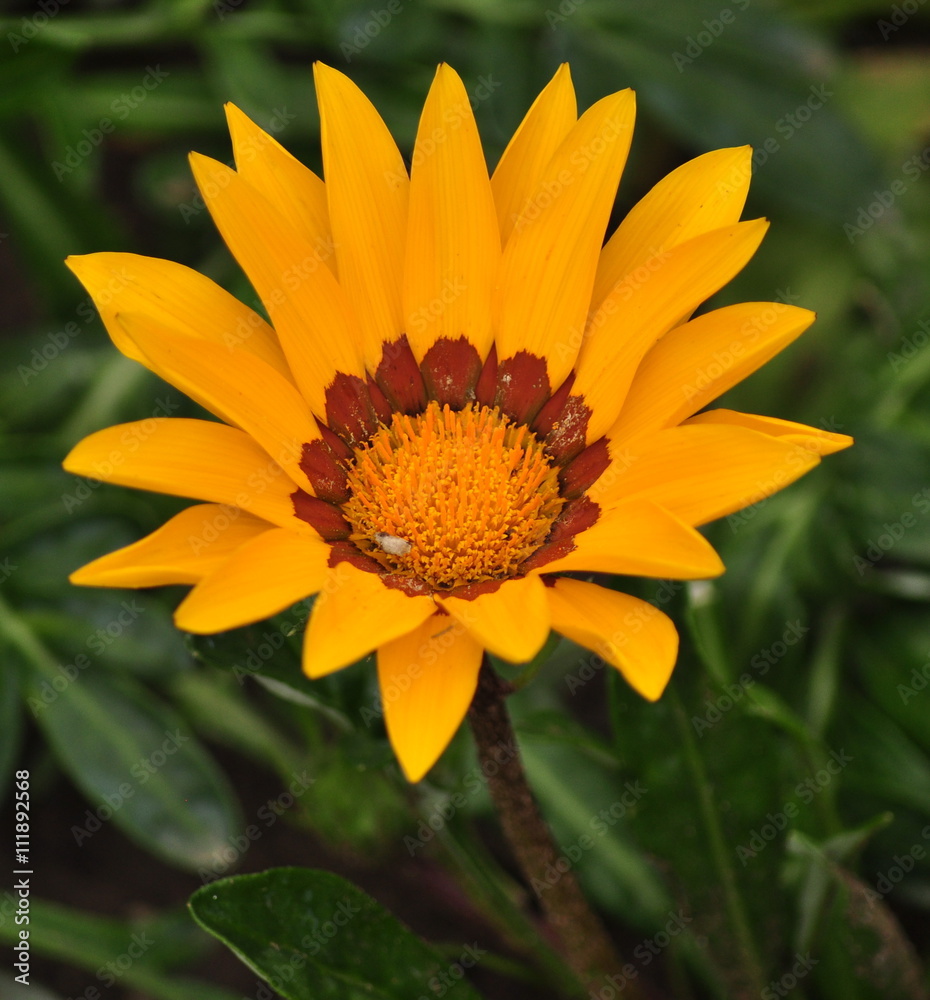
left=1, top=0, right=929, bottom=997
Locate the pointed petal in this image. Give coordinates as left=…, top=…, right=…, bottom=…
left=439, top=573, right=551, bottom=664
left=303, top=563, right=435, bottom=679
left=610, top=302, right=815, bottom=443
left=314, top=63, right=408, bottom=369
left=224, top=103, right=333, bottom=268
left=378, top=614, right=482, bottom=781
left=548, top=578, right=679, bottom=701
left=541, top=499, right=724, bottom=579
left=119, top=315, right=321, bottom=492
left=494, top=89, right=635, bottom=388
left=175, top=528, right=329, bottom=633
left=685, top=409, right=854, bottom=456
left=491, top=64, right=576, bottom=246
left=403, top=64, right=500, bottom=362
left=189, top=153, right=365, bottom=417
left=573, top=219, right=770, bottom=442
left=65, top=252, right=291, bottom=379
left=590, top=424, right=821, bottom=526
left=592, top=146, right=752, bottom=310
left=64, top=418, right=307, bottom=531
left=70, top=504, right=274, bottom=588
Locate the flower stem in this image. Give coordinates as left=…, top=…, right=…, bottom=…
left=467, top=657, right=646, bottom=999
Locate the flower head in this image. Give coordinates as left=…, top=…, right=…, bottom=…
left=64, top=64, right=851, bottom=781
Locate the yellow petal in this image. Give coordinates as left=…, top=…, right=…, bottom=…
left=491, top=64, right=576, bottom=247
left=685, top=409, right=854, bottom=456
left=118, top=315, right=320, bottom=491
left=573, top=219, right=770, bottom=442
left=224, top=103, right=333, bottom=269
left=378, top=613, right=482, bottom=781
left=403, top=64, right=500, bottom=362
left=547, top=578, right=679, bottom=701
left=494, top=89, right=636, bottom=389
left=541, top=499, right=724, bottom=579
left=303, top=563, right=435, bottom=679
left=590, top=424, right=821, bottom=526
left=189, top=153, right=365, bottom=417
left=70, top=504, right=274, bottom=588
left=611, top=302, right=816, bottom=443
left=439, top=574, right=551, bottom=664
left=65, top=252, right=291, bottom=379
left=64, top=418, right=307, bottom=531
left=314, top=63, right=408, bottom=369
left=175, top=528, right=329, bottom=633
left=592, top=146, right=752, bottom=311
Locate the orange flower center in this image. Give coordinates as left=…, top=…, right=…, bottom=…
left=343, top=401, right=564, bottom=591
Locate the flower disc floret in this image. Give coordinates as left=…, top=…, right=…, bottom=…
left=343, top=401, right=564, bottom=590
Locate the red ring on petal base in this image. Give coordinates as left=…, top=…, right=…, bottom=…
left=293, top=340, right=611, bottom=601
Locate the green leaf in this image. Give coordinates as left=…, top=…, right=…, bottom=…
left=785, top=816, right=893, bottom=954
left=0, top=975, right=63, bottom=1000
left=568, top=1, right=885, bottom=225
left=0, top=898, right=238, bottom=1000
left=185, top=611, right=356, bottom=730
left=11, top=611, right=241, bottom=870
left=518, top=729, right=671, bottom=924
left=0, top=652, right=23, bottom=804
left=841, top=697, right=930, bottom=819
left=189, top=868, right=485, bottom=1000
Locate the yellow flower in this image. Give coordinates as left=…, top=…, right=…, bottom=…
left=64, top=64, right=851, bottom=781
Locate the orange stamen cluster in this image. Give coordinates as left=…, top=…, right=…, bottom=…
left=343, top=402, right=564, bottom=590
